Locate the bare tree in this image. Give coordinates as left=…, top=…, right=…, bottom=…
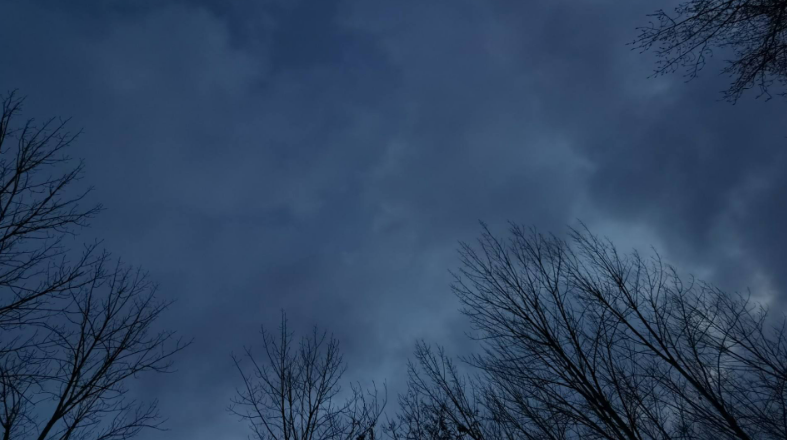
left=385, top=343, right=493, bottom=440
left=0, top=91, right=188, bottom=440
left=231, top=313, right=386, bottom=440
left=634, top=0, right=787, bottom=101
left=394, top=223, right=787, bottom=440
left=0, top=91, right=101, bottom=331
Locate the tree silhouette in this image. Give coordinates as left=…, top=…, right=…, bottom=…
left=390, top=223, right=787, bottom=440
left=231, top=313, right=386, bottom=440
left=385, top=343, right=490, bottom=440
left=635, top=0, right=787, bottom=101
left=0, top=91, right=188, bottom=440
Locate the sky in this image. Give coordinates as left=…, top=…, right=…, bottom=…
left=1, top=0, right=787, bottom=438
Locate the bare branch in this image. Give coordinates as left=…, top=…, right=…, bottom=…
left=231, top=313, right=386, bottom=440
left=634, top=0, right=787, bottom=101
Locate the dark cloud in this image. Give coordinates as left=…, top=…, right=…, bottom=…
left=1, top=0, right=785, bottom=438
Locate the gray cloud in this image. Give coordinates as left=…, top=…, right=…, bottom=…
left=1, top=0, right=785, bottom=438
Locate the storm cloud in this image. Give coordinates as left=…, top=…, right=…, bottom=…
left=1, top=0, right=786, bottom=438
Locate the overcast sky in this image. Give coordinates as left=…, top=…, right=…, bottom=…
left=2, top=0, right=787, bottom=438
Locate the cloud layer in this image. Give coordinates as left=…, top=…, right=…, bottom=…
left=2, top=0, right=786, bottom=438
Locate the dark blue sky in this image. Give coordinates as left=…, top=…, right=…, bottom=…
left=1, top=0, right=786, bottom=438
